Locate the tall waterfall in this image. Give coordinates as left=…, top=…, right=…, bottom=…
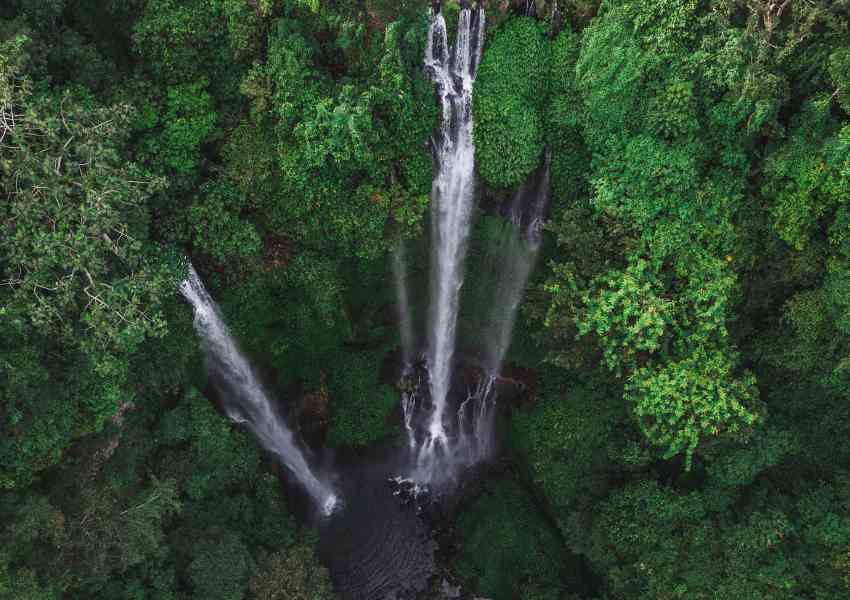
left=420, top=2, right=485, bottom=475
left=180, top=264, right=338, bottom=515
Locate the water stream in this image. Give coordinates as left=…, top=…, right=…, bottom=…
left=180, top=264, right=338, bottom=515
left=417, top=2, right=486, bottom=483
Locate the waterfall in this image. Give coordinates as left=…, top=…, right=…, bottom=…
left=481, top=156, right=550, bottom=375
left=393, top=242, right=420, bottom=450
left=392, top=243, right=415, bottom=368
left=401, top=371, right=422, bottom=451
left=419, top=2, right=485, bottom=478
left=396, top=5, right=551, bottom=489
left=180, top=264, right=338, bottom=515
left=456, top=374, right=497, bottom=464
left=549, top=1, right=563, bottom=37
left=455, top=158, right=550, bottom=461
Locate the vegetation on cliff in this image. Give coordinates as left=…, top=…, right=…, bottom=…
left=1, top=1, right=848, bottom=598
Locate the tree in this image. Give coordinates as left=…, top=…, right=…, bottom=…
left=59, top=477, right=181, bottom=587
left=249, top=545, right=334, bottom=600
left=512, top=372, right=630, bottom=544
left=456, top=479, right=572, bottom=600
left=626, top=348, right=760, bottom=466
left=474, top=16, right=549, bottom=188
left=574, top=257, right=673, bottom=375
left=0, top=34, right=179, bottom=487
left=188, top=532, right=255, bottom=600
left=326, top=351, right=399, bottom=447
left=131, top=0, right=227, bottom=84
left=187, top=180, right=262, bottom=263
left=536, top=0, right=764, bottom=462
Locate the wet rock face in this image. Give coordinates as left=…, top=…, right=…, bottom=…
left=452, top=360, right=536, bottom=407
left=502, top=0, right=534, bottom=15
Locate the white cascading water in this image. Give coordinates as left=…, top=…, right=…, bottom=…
left=456, top=374, right=496, bottom=463
left=180, top=264, right=338, bottom=515
left=416, top=2, right=485, bottom=481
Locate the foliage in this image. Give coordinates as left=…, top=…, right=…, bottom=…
left=326, top=351, right=399, bottom=447
left=762, top=98, right=848, bottom=250
left=249, top=545, right=334, bottom=600
left=188, top=180, right=261, bottom=263
left=220, top=256, right=351, bottom=386
left=188, top=532, right=255, bottom=600
left=132, top=0, right=227, bottom=84
left=3, top=1, right=850, bottom=599
left=160, top=79, right=218, bottom=174
left=626, top=348, right=760, bottom=466
left=158, top=389, right=261, bottom=500
left=474, top=17, right=549, bottom=188
left=0, top=36, right=179, bottom=488
left=586, top=473, right=850, bottom=599
left=253, top=12, right=436, bottom=259
left=546, top=27, right=589, bottom=201
left=575, top=257, right=673, bottom=375
left=456, top=479, right=569, bottom=600
left=512, top=372, right=628, bottom=541
left=62, top=476, right=182, bottom=586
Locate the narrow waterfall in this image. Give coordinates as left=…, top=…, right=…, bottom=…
left=481, top=156, right=550, bottom=375
left=391, top=243, right=415, bottom=368
left=180, top=264, right=338, bottom=515
left=420, top=2, right=485, bottom=474
left=392, top=242, right=420, bottom=450
left=456, top=157, right=551, bottom=461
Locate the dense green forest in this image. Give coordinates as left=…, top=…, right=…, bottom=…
left=1, top=0, right=849, bottom=598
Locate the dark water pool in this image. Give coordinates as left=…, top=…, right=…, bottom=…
left=313, top=449, right=440, bottom=600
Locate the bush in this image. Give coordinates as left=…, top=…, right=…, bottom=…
left=473, top=17, right=549, bottom=188
left=326, top=352, right=399, bottom=447
left=455, top=478, right=568, bottom=600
